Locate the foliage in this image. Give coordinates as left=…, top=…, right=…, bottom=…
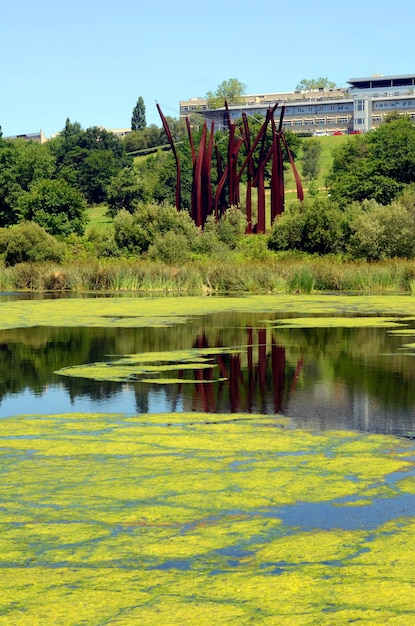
left=327, top=116, right=415, bottom=205
left=153, top=141, right=194, bottom=210
left=49, top=119, right=132, bottom=204
left=17, top=178, right=88, bottom=236
left=268, top=197, right=347, bottom=255
left=106, top=167, right=149, bottom=216
left=113, top=201, right=200, bottom=255
left=123, top=130, right=148, bottom=153
left=302, top=138, right=322, bottom=180
left=0, top=221, right=66, bottom=266
left=296, top=77, right=337, bottom=91
left=206, top=78, right=247, bottom=109
left=0, top=139, right=55, bottom=227
left=148, top=231, right=193, bottom=264
left=348, top=198, right=415, bottom=260
left=131, top=96, right=146, bottom=131
left=204, top=206, right=247, bottom=248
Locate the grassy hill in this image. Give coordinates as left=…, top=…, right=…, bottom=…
left=284, top=134, right=349, bottom=200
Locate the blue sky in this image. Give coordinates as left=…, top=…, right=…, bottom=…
left=1, top=0, right=414, bottom=138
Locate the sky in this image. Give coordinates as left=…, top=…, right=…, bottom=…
left=1, top=0, right=415, bottom=138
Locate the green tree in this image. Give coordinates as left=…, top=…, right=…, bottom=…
left=301, top=138, right=322, bottom=180
left=160, top=116, right=187, bottom=144
left=206, top=78, right=247, bottom=109
left=49, top=120, right=132, bottom=204
left=296, top=78, right=337, bottom=91
left=327, top=116, right=415, bottom=205
left=106, top=167, right=149, bottom=216
left=18, top=179, right=88, bottom=236
left=0, top=139, right=56, bottom=227
left=123, top=130, right=148, bottom=153
left=131, top=96, right=146, bottom=131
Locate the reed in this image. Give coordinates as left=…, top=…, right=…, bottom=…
left=2, top=257, right=415, bottom=294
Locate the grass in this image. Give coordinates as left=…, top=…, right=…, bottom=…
left=85, top=204, right=112, bottom=233
left=1, top=256, right=415, bottom=295
left=283, top=133, right=349, bottom=199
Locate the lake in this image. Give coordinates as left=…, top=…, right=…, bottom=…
left=1, top=296, right=414, bottom=436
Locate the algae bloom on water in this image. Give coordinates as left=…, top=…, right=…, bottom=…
left=0, top=410, right=415, bottom=625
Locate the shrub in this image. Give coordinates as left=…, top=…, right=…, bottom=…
left=0, top=222, right=66, bottom=266
left=348, top=199, right=415, bottom=260
left=203, top=207, right=247, bottom=249
left=113, top=202, right=200, bottom=256
left=148, top=232, right=193, bottom=264
left=268, top=198, right=346, bottom=255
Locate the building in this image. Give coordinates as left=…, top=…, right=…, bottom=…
left=180, top=74, right=415, bottom=135
left=3, top=130, right=47, bottom=143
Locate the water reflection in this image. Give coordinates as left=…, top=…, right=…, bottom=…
left=1, top=312, right=415, bottom=436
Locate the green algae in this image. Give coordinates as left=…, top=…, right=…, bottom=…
left=1, top=293, right=415, bottom=331
left=274, top=316, right=406, bottom=328
left=1, top=411, right=415, bottom=624
left=56, top=346, right=238, bottom=383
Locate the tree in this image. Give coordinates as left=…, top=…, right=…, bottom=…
left=302, top=138, right=322, bottom=180
left=18, top=179, right=88, bottom=236
left=131, top=96, right=146, bottom=131
left=327, top=116, right=415, bottom=205
left=206, top=78, right=247, bottom=109
left=49, top=120, right=132, bottom=204
left=0, top=139, right=55, bottom=227
left=296, top=78, right=337, bottom=91
left=106, top=167, right=149, bottom=216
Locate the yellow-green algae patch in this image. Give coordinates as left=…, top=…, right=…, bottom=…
left=1, top=412, right=415, bottom=624
left=55, top=346, right=238, bottom=383
left=1, top=293, right=415, bottom=331
left=273, top=316, right=404, bottom=328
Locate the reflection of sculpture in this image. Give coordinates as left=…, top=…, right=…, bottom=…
left=179, top=327, right=303, bottom=414
left=158, top=103, right=304, bottom=233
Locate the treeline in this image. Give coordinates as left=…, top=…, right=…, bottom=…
left=1, top=113, right=415, bottom=280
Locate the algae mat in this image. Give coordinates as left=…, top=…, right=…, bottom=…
left=1, top=293, right=415, bottom=330
left=1, top=411, right=415, bottom=625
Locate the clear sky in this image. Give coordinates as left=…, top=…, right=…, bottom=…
left=1, top=0, right=414, bottom=138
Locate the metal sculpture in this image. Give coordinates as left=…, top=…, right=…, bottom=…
left=157, top=100, right=304, bottom=232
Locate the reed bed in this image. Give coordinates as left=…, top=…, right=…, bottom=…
left=1, top=257, right=415, bottom=294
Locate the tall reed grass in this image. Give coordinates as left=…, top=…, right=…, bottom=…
left=1, top=256, right=415, bottom=294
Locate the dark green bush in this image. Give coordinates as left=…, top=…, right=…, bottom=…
left=17, top=179, right=88, bottom=236
left=268, top=198, right=346, bottom=255
left=0, top=222, right=66, bottom=266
